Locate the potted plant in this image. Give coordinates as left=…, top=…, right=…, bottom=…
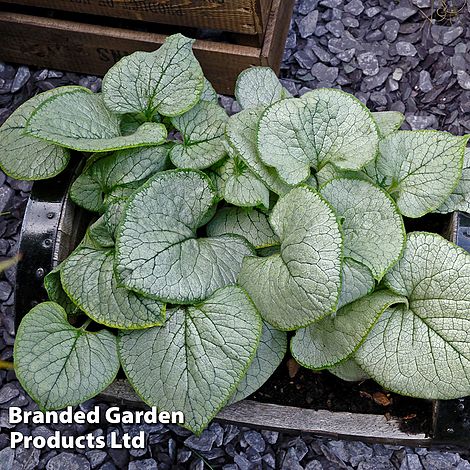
left=3, top=33, right=470, bottom=444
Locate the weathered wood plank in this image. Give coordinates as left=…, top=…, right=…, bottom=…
left=0, top=11, right=262, bottom=94
left=0, top=0, right=291, bottom=93
left=101, top=380, right=432, bottom=446
left=261, top=0, right=295, bottom=71
left=1, top=0, right=274, bottom=35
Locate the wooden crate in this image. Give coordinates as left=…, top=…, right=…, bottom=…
left=0, top=0, right=294, bottom=94
left=1, top=0, right=274, bottom=35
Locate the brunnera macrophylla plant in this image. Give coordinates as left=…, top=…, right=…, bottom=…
left=2, top=34, right=470, bottom=434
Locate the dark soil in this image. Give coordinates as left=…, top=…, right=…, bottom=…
left=251, top=357, right=432, bottom=435
left=404, top=212, right=452, bottom=237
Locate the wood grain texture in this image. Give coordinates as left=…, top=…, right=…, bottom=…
left=0, top=0, right=292, bottom=94
left=0, top=11, right=259, bottom=94
left=100, top=380, right=432, bottom=445
left=261, top=0, right=295, bottom=70
left=1, top=0, right=273, bottom=34
left=258, top=0, right=273, bottom=27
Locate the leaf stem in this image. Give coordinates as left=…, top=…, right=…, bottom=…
left=387, top=179, right=400, bottom=195
left=80, top=319, right=92, bottom=331
left=233, top=155, right=247, bottom=176
left=144, top=108, right=156, bottom=122
left=0, top=360, right=14, bottom=370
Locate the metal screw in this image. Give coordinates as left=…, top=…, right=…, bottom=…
left=43, top=239, right=52, bottom=247
left=447, top=428, right=455, bottom=434
left=47, top=212, right=55, bottom=219
left=458, top=403, right=465, bottom=411
left=35, top=268, right=45, bottom=279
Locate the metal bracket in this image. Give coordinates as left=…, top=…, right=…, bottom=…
left=14, top=160, right=89, bottom=329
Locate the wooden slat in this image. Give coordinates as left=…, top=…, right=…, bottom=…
left=258, top=0, right=273, bottom=30
left=261, top=0, right=294, bottom=71
left=0, top=11, right=261, bottom=94
left=0, top=0, right=272, bottom=35
left=0, top=0, right=292, bottom=93
left=217, top=402, right=431, bottom=446
left=101, top=380, right=432, bottom=446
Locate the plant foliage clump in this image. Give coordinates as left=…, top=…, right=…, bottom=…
left=3, top=34, right=470, bottom=434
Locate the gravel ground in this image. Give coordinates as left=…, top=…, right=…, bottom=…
left=1, top=0, right=470, bottom=468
